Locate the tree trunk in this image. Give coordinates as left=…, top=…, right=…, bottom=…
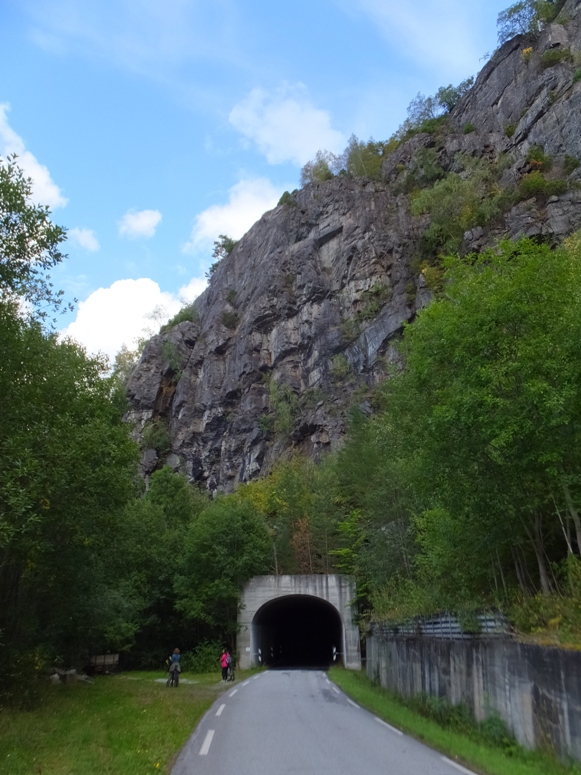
left=562, top=482, right=581, bottom=554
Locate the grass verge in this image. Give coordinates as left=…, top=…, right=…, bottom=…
left=0, top=670, right=229, bottom=775
left=329, top=668, right=581, bottom=775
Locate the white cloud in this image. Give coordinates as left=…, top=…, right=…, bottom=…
left=0, top=103, right=67, bottom=209
left=183, top=177, right=284, bottom=254
left=118, top=208, right=162, bottom=239
left=61, top=275, right=207, bottom=361
left=229, top=84, right=346, bottom=166
left=69, top=227, right=100, bottom=252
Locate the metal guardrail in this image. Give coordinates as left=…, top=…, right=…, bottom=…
left=373, top=612, right=510, bottom=640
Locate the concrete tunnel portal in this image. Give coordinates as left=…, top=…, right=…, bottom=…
left=238, top=575, right=361, bottom=671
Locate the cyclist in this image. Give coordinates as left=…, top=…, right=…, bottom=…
left=167, top=648, right=181, bottom=686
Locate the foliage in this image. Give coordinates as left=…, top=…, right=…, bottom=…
left=344, top=135, right=398, bottom=180
left=278, top=190, right=297, bottom=206
left=573, top=68, right=581, bottom=83
left=0, top=155, right=70, bottom=319
left=221, top=310, right=239, bottom=329
left=411, top=157, right=504, bottom=258
left=141, top=419, right=172, bottom=454
left=183, top=641, right=225, bottom=673
left=330, top=354, right=351, bottom=382
left=159, top=303, right=199, bottom=333
left=540, top=47, right=573, bottom=69
left=206, top=234, right=239, bottom=278
left=175, top=498, right=271, bottom=640
left=526, top=144, right=552, bottom=171
left=497, top=0, right=566, bottom=45
left=463, top=122, right=476, bottom=134
left=564, top=155, right=580, bottom=175
left=516, top=170, right=567, bottom=200
left=0, top=303, right=140, bottom=673
left=162, top=341, right=185, bottom=375
left=300, top=150, right=342, bottom=185
left=505, top=123, right=517, bottom=138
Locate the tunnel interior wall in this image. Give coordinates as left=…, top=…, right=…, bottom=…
left=238, top=575, right=361, bottom=670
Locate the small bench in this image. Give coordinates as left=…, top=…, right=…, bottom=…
left=87, top=654, right=120, bottom=674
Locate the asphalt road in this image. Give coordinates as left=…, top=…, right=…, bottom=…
left=171, top=669, right=475, bottom=775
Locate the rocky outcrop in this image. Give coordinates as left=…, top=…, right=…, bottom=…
left=126, top=0, right=581, bottom=492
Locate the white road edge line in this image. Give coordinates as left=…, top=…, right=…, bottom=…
left=347, top=699, right=359, bottom=708
left=216, top=704, right=225, bottom=716
left=441, top=757, right=476, bottom=775
left=199, top=730, right=215, bottom=756
left=332, top=686, right=340, bottom=694
left=253, top=675, right=260, bottom=680
left=242, top=680, right=250, bottom=686
left=374, top=717, right=404, bottom=736
left=228, top=689, right=238, bottom=697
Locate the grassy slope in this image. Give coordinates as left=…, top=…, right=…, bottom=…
left=329, top=668, right=581, bottom=775
left=0, top=671, right=226, bottom=775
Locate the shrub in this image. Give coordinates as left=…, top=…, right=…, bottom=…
left=142, top=419, right=171, bottom=454
left=540, top=47, right=573, bottom=69
left=419, top=115, right=448, bottom=135
left=278, top=190, right=296, bottom=206
left=160, top=303, right=199, bottom=333
left=182, top=641, right=223, bottom=673
left=300, top=150, right=341, bottom=186
left=344, top=135, right=397, bottom=180
left=162, top=341, right=184, bottom=375
left=526, top=144, right=552, bottom=171
left=463, top=122, right=476, bottom=134
left=341, top=318, right=361, bottom=344
left=574, top=68, right=581, bottom=84
left=505, top=123, right=516, bottom=138
left=331, top=354, right=351, bottom=382
left=564, top=155, right=580, bottom=175
left=226, top=289, right=237, bottom=304
left=221, top=311, right=239, bottom=329
left=516, top=171, right=567, bottom=200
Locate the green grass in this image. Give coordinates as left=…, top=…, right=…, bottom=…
left=0, top=670, right=229, bottom=775
left=329, top=668, right=581, bottom=775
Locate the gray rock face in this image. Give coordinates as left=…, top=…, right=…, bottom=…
left=126, top=3, right=581, bottom=492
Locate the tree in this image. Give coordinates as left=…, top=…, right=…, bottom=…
left=497, top=0, right=565, bottom=45
left=206, top=234, right=239, bottom=278
left=0, top=154, right=70, bottom=319
left=300, top=150, right=343, bottom=186
left=175, top=498, right=271, bottom=641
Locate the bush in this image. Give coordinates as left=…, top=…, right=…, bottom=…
left=564, top=155, right=580, bottom=175
left=331, top=354, right=351, bottom=382
left=278, top=190, right=296, bottom=207
left=221, top=311, right=239, bottom=329
left=505, top=123, right=516, bottom=138
left=141, top=419, right=172, bottom=454
left=574, top=68, right=581, bottom=84
left=516, top=171, right=568, bottom=200
left=526, top=144, right=552, bottom=171
left=226, top=289, right=237, bottom=304
left=540, top=47, right=573, bottom=69
left=182, top=641, right=223, bottom=673
left=160, top=303, right=199, bottom=333
left=463, top=122, right=476, bottom=134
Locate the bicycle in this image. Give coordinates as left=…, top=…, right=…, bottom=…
left=226, top=662, right=235, bottom=681
left=167, top=665, right=180, bottom=687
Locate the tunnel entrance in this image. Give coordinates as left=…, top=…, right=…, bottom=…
left=252, top=595, right=343, bottom=669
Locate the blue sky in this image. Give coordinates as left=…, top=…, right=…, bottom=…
left=1, top=0, right=509, bottom=360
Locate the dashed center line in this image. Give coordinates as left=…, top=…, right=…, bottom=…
left=347, top=699, right=359, bottom=708
left=228, top=689, right=238, bottom=697
left=242, top=680, right=250, bottom=686
left=253, top=675, right=261, bottom=680
left=374, top=717, right=403, bottom=736
left=216, top=704, right=225, bottom=716
left=442, top=756, right=476, bottom=775
left=199, top=730, right=215, bottom=756
left=332, top=686, right=340, bottom=694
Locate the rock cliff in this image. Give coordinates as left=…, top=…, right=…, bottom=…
left=126, top=0, right=581, bottom=492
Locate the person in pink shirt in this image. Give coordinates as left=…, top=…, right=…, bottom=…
left=220, top=648, right=230, bottom=681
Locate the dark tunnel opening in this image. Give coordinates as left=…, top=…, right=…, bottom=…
left=252, top=595, right=343, bottom=669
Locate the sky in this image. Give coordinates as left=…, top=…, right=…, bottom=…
left=1, top=0, right=509, bottom=362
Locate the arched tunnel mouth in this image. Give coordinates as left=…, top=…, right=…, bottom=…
left=252, top=595, right=343, bottom=669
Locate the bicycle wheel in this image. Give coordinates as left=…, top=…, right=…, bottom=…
left=174, top=671, right=179, bottom=687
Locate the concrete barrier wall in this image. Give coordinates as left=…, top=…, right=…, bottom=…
left=367, top=630, right=581, bottom=762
